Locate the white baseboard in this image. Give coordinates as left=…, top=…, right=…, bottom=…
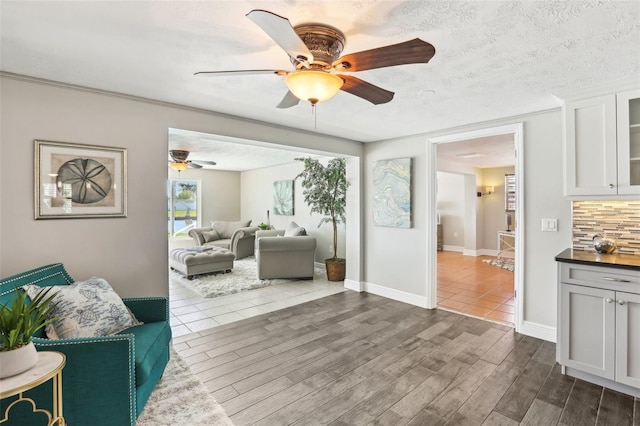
left=519, top=320, right=556, bottom=343
left=442, top=247, right=497, bottom=257
left=360, top=281, right=430, bottom=308
left=343, top=279, right=363, bottom=292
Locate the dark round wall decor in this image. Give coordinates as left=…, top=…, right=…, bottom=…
left=56, top=158, right=113, bottom=204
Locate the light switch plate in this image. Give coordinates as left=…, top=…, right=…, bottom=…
left=541, top=218, right=558, bottom=232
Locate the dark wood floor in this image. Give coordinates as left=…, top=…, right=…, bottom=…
left=173, top=291, right=639, bottom=426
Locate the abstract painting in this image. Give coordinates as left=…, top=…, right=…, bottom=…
left=372, top=157, right=412, bottom=228
left=35, top=140, right=127, bottom=219
left=273, top=180, right=294, bottom=215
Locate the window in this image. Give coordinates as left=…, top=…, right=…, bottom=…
left=505, top=174, right=516, bottom=211
left=168, top=179, right=201, bottom=237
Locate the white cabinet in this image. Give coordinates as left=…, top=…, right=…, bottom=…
left=564, top=89, right=640, bottom=196
left=616, top=90, right=640, bottom=194
left=616, top=291, right=640, bottom=388
left=557, top=262, right=640, bottom=397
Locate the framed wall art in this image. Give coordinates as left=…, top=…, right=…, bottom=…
left=372, top=157, right=412, bottom=228
left=273, top=180, right=294, bottom=215
left=34, top=140, right=127, bottom=219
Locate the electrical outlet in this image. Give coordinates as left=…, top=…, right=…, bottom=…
left=453, top=232, right=458, bottom=238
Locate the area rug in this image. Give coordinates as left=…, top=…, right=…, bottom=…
left=482, top=257, right=515, bottom=272
left=170, top=256, right=326, bottom=298
left=137, top=349, right=234, bottom=426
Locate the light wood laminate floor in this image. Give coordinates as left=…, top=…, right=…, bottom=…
left=438, top=251, right=515, bottom=325
left=173, top=291, right=639, bottom=426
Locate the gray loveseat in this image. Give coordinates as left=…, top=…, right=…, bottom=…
left=189, top=220, right=259, bottom=260
left=255, top=226, right=317, bottom=279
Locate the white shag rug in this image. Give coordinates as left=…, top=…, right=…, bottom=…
left=482, top=257, right=515, bottom=272
left=170, top=256, right=325, bottom=298
left=137, top=349, right=234, bottom=426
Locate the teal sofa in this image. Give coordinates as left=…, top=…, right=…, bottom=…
left=0, top=263, right=172, bottom=426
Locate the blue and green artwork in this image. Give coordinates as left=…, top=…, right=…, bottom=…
left=273, top=180, right=294, bottom=215
left=373, top=158, right=412, bottom=228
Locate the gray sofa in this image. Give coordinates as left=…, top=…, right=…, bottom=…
left=255, top=229, right=317, bottom=279
left=189, top=220, right=259, bottom=260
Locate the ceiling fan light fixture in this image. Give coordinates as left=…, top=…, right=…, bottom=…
left=285, top=70, right=343, bottom=104
left=169, top=162, right=189, bottom=172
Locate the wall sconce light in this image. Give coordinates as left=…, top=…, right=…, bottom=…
left=477, top=186, right=495, bottom=197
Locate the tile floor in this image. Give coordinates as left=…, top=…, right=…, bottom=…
left=437, top=251, right=515, bottom=325
left=169, top=251, right=514, bottom=338
left=169, top=267, right=346, bottom=338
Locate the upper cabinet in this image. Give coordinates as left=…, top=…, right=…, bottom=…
left=617, top=90, right=640, bottom=194
left=564, top=89, right=640, bottom=197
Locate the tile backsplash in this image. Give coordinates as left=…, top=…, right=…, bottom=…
left=572, top=201, right=640, bottom=255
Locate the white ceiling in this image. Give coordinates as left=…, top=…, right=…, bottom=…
left=2, top=1, right=639, bottom=169
left=169, top=128, right=323, bottom=171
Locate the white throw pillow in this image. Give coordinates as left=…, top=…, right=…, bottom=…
left=284, top=221, right=307, bottom=236
left=23, top=278, right=141, bottom=340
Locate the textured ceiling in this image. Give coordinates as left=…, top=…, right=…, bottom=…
left=2, top=1, right=639, bottom=145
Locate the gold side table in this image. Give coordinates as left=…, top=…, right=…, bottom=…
left=0, top=351, right=66, bottom=426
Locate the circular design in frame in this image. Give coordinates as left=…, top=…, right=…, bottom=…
left=56, top=158, right=113, bottom=204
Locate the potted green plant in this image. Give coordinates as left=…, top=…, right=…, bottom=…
left=295, top=157, right=349, bottom=281
left=0, top=287, right=57, bottom=378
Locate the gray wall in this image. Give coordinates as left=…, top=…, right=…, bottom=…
left=436, top=171, right=466, bottom=248
left=479, top=166, right=516, bottom=251
left=240, top=159, right=346, bottom=262
left=0, top=75, right=362, bottom=297
left=365, top=110, right=571, bottom=333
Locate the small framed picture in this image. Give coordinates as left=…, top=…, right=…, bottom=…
left=34, top=140, right=127, bottom=219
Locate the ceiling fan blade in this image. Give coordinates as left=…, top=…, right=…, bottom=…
left=246, top=9, right=313, bottom=65
left=333, top=38, right=435, bottom=72
left=188, top=162, right=203, bottom=169
left=276, top=90, right=300, bottom=109
left=339, top=75, right=394, bottom=105
left=194, top=69, right=288, bottom=77
left=192, top=160, right=217, bottom=166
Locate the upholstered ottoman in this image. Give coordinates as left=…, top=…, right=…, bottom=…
left=169, top=247, right=235, bottom=279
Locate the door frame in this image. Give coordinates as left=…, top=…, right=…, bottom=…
left=426, top=123, right=524, bottom=332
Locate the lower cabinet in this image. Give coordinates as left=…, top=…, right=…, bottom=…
left=557, top=262, right=640, bottom=397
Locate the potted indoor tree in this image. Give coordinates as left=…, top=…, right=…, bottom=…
left=0, top=287, right=57, bottom=378
left=295, top=157, right=349, bottom=281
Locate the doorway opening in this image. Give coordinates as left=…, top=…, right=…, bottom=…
left=427, top=124, right=524, bottom=331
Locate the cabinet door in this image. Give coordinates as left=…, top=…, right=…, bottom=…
left=564, top=95, right=618, bottom=196
left=615, top=291, right=640, bottom=388
left=560, top=283, right=616, bottom=379
left=616, top=89, right=640, bottom=195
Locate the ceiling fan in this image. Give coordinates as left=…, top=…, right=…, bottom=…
left=169, top=150, right=217, bottom=171
left=195, top=9, right=436, bottom=108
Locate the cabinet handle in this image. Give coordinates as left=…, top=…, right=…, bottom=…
left=606, top=298, right=614, bottom=303
left=618, top=300, right=626, bottom=306
left=609, top=183, right=614, bottom=188
left=602, top=277, right=631, bottom=283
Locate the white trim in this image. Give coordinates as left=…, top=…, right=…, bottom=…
left=478, top=249, right=498, bottom=257
left=361, top=282, right=430, bottom=309
left=343, top=279, right=363, bottom=292
left=463, top=249, right=479, bottom=257
left=442, top=245, right=464, bottom=252
left=519, top=321, right=557, bottom=343
left=428, top=123, right=525, bottom=333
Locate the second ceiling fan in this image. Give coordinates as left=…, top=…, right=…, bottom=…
left=195, top=9, right=436, bottom=108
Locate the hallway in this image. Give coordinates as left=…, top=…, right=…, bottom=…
left=437, top=251, right=515, bottom=325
